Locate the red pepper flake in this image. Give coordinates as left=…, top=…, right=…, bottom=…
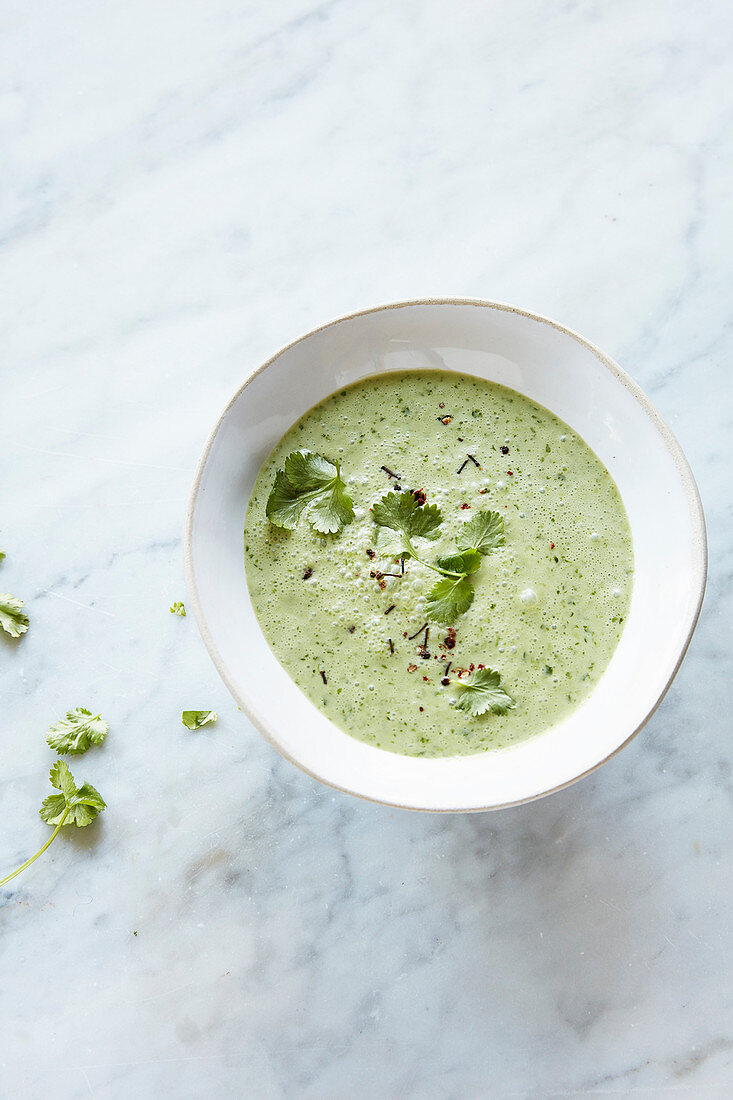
left=438, top=415, right=453, bottom=425
left=411, top=488, right=427, bottom=506
left=302, top=568, right=313, bottom=580
left=507, top=470, right=513, bottom=476
left=469, top=663, right=475, bottom=671
left=348, top=626, right=356, bottom=634
left=479, top=487, right=489, bottom=494
left=366, top=548, right=375, bottom=560
left=444, top=630, right=456, bottom=650
left=402, top=631, right=408, bottom=638
left=460, top=503, right=471, bottom=509
left=378, top=579, right=386, bottom=590
left=419, top=706, right=424, bottom=712
left=550, top=542, right=555, bottom=549
left=478, top=663, right=485, bottom=669
left=500, top=445, right=509, bottom=455
left=422, top=675, right=429, bottom=682
left=407, top=664, right=418, bottom=673
left=439, top=402, right=445, bottom=409
left=441, top=677, right=450, bottom=686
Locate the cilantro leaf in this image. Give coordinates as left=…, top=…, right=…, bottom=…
left=45, top=708, right=109, bottom=755
left=181, top=710, right=218, bottom=730
left=284, top=450, right=338, bottom=491
left=170, top=601, right=186, bottom=616
left=436, top=549, right=483, bottom=575
left=38, top=793, right=67, bottom=825
left=39, top=760, right=106, bottom=828
left=457, top=510, right=505, bottom=555
left=266, top=470, right=308, bottom=528
left=50, top=759, right=76, bottom=800
left=0, top=593, right=28, bottom=638
left=371, top=491, right=442, bottom=550
left=452, top=668, right=515, bottom=716
left=0, top=550, right=5, bottom=563
left=425, top=576, right=475, bottom=623
left=266, top=451, right=354, bottom=534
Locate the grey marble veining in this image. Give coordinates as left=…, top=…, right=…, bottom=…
left=1, top=1, right=732, bottom=1096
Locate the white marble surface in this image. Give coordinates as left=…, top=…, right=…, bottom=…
left=1, top=1, right=731, bottom=1096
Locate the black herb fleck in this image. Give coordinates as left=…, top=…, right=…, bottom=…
left=408, top=622, right=429, bottom=641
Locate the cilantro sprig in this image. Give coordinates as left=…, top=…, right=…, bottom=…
left=371, top=491, right=504, bottom=624
left=0, top=761, right=106, bottom=890
left=267, top=451, right=354, bottom=535
left=451, top=668, right=515, bottom=716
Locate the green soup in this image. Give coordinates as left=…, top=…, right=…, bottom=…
left=244, top=371, right=633, bottom=757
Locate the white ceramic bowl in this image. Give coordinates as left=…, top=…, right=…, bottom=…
left=184, top=299, right=706, bottom=812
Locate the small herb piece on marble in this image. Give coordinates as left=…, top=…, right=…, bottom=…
left=0, top=593, right=29, bottom=638
left=46, top=708, right=109, bottom=755
left=181, top=710, right=218, bottom=730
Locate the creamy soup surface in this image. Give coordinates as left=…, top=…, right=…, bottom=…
left=244, top=370, right=633, bottom=757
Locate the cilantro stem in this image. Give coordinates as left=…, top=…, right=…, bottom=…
left=0, top=807, right=69, bottom=889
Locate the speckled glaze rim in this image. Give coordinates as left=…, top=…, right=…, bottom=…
left=183, top=297, right=708, bottom=813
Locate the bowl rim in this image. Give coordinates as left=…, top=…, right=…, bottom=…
left=183, top=297, right=708, bottom=811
